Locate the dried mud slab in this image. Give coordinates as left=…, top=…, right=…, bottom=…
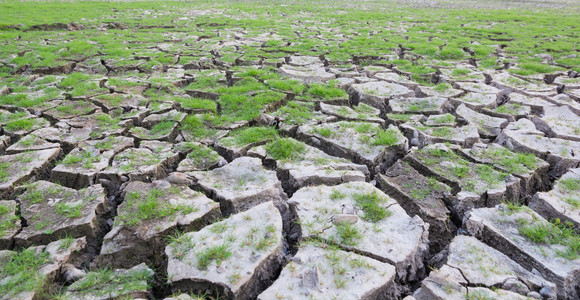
left=377, top=161, right=455, bottom=254
left=98, top=180, right=220, bottom=268
left=290, top=182, right=429, bottom=282
left=455, top=104, right=508, bottom=137
left=188, top=156, right=285, bottom=215
left=5, top=133, right=60, bottom=154
left=214, top=128, right=278, bottom=162
left=0, top=109, right=50, bottom=138
left=419, top=84, right=464, bottom=98
left=43, top=100, right=99, bottom=120
left=279, top=64, right=335, bottom=83
left=529, top=168, right=580, bottom=231
left=50, top=136, right=134, bottom=188
left=504, top=118, right=545, bottom=135
left=297, top=121, right=408, bottom=171
left=388, top=97, right=450, bottom=115
left=373, top=72, right=419, bottom=89
left=258, top=242, right=398, bottom=300
left=400, top=123, right=480, bottom=148
left=457, top=143, right=550, bottom=196
left=465, top=205, right=580, bottom=299
left=270, top=101, right=336, bottom=135
left=29, top=127, right=88, bottom=151
left=0, top=135, right=9, bottom=152
left=509, top=92, right=556, bottom=114
left=66, top=263, right=154, bottom=299
left=15, top=181, right=109, bottom=247
left=532, top=106, right=580, bottom=142
left=99, top=144, right=179, bottom=183
left=0, top=200, right=20, bottom=249
left=429, top=235, right=556, bottom=298
left=0, top=148, right=61, bottom=198
left=404, top=144, right=521, bottom=217
left=348, top=81, right=414, bottom=111
left=319, top=102, right=384, bottom=125
left=249, top=138, right=369, bottom=194
left=450, top=92, right=498, bottom=109
left=165, top=201, right=284, bottom=299
left=175, top=142, right=226, bottom=172
left=0, top=237, right=87, bottom=300
left=496, top=130, right=580, bottom=178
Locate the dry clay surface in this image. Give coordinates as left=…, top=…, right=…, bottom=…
left=1, top=1, right=580, bottom=299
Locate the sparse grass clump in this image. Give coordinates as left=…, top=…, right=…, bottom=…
left=117, top=188, right=197, bottom=227
left=197, top=243, right=232, bottom=270
left=518, top=218, right=580, bottom=260
left=68, top=266, right=153, bottom=296
left=0, top=203, right=19, bottom=237
left=559, top=178, right=580, bottom=192
left=352, top=192, right=391, bottom=223
left=335, top=223, right=362, bottom=246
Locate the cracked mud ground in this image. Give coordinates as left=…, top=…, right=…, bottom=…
left=0, top=0, right=579, bottom=299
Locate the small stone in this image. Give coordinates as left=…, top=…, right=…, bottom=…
left=527, top=291, right=542, bottom=299
left=331, top=214, right=358, bottom=225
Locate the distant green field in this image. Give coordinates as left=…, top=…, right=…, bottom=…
left=1, top=0, right=579, bottom=77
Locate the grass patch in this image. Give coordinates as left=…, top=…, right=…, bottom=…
left=265, top=138, right=305, bottom=161
left=518, top=218, right=579, bottom=260
left=307, top=83, right=347, bottom=99
left=352, top=191, right=392, bottom=223
left=334, top=223, right=362, bottom=246
left=0, top=248, right=51, bottom=298
left=117, top=188, right=198, bottom=227
left=196, top=243, right=232, bottom=270
left=372, top=128, right=400, bottom=146
left=68, top=266, right=153, bottom=296
left=225, top=126, right=278, bottom=147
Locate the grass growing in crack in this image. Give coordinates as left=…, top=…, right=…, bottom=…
left=197, top=243, right=232, bottom=270
left=265, top=138, right=305, bottom=161
left=352, top=191, right=392, bottom=223
left=518, top=218, right=580, bottom=260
